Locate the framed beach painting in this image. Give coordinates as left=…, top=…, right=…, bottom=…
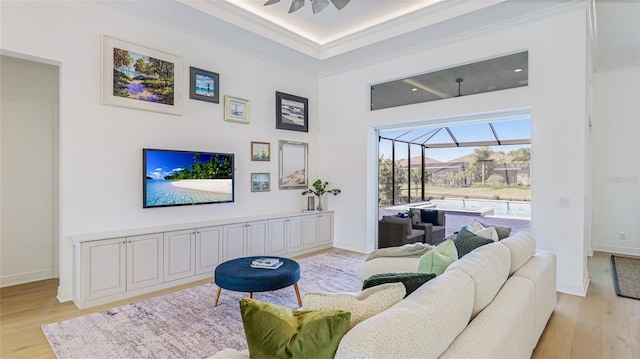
left=189, top=67, right=219, bottom=103
left=275, top=91, right=308, bottom=132
left=101, top=35, right=183, bottom=116
left=251, top=142, right=270, bottom=161
left=251, top=173, right=271, bottom=192
left=224, top=95, right=250, bottom=124
left=278, top=140, right=308, bottom=190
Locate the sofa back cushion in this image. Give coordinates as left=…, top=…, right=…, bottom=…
left=445, top=242, right=511, bottom=317
left=500, top=232, right=536, bottom=275
left=335, top=269, right=474, bottom=359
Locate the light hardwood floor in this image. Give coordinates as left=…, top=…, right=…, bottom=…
left=1, top=250, right=638, bottom=358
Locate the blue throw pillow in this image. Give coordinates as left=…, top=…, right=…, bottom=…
left=420, top=209, right=439, bottom=225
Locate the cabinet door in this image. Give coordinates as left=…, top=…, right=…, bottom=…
left=269, top=218, right=287, bottom=257
left=196, top=226, right=222, bottom=274
left=127, top=233, right=164, bottom=291
left=82, top=237, right=126, bottom=301
left=164, top=229, right=196, bottom=282
left=223, top=223, right=246, bottom=261
left=287, top=216, right=304, bottom=253
left=317, top=213, right=334, bottom=246
left=303, top=215, right=319, bottom=249
left=246, top=220, right=268, bottom=257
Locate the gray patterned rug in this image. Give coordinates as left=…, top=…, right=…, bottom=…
left=611, top=255, right=640, bottom=300
left=42, top=252, right=364, bottom=358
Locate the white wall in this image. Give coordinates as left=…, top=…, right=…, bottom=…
left=319, top=7, right=591, bottom=296
left=592, top=65, right=640, bottom=256
left=1, top=1, right=320, bottom=301
left=1, top=56, right=58, bottom=286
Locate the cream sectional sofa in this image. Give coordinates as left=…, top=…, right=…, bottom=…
left=212, top=232, right=556, bottom=359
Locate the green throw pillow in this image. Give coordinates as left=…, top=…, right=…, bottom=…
left=239, top=298, right=350, bottom=359
left=417, top=239, right=458, bottom=275
left=361, top=272, right=436, bottom=297
left=454, top=227, right=494, bottom=258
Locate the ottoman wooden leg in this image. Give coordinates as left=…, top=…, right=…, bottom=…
left=248, top=292, right=253, bottom=299
left=294, top=283, right=302, bottom=307
left=214, top=287, right=222, bottom=307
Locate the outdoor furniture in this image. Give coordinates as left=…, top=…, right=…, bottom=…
left=416, top=209, right=446, bottom=245
left=378, top=216, right=426, bottom=248
left=213, top=256, right=302, bottom=307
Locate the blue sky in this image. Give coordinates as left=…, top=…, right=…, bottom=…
left=145, top=150, right=219, bottom=179
left=379, top=119, right=531, bottom=162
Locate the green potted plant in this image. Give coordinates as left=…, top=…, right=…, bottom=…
left=301, top=180, right=341, bottom=211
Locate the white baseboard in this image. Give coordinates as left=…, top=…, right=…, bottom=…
left=57, top=286, right=73, bottom=303
left=557, top=277, right=589, bottom=297
left=592, top=244, right=640, bottom=257
left=0, top=269, right=54, bottom=288
left=333, top=241, right=369, bottom=254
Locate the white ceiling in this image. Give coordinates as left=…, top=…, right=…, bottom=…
left=104, top=0, right=640, bottom=74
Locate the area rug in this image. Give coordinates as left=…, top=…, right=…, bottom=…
left=611, top=255, right=640, bottom=300
left=42, top=252, right=364, bottom=358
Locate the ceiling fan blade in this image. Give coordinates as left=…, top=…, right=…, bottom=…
left=263, top=0, right=280, bottom=5
left=330, top=0, right=350, bottom=10
left=311, top=0, right=330, bottom=14
left=288, top=0, right=305, bottom=13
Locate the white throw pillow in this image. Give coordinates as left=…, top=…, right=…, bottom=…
left=475, top=226, right=499, bottom=242
left=302, top=282, right=406, bottom=328
left=468, top=219, right=485, bottom=233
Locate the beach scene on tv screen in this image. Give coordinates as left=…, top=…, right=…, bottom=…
left=145, top=150, right=233, bottom=207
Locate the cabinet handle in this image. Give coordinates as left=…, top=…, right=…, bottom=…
left=122, top=241, right=126, bottom=244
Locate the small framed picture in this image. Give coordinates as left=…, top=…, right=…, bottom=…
left=251, top=142, right=270, bottom=161
left=276, top=91, right=308, bottom=132
left=224, top=95, right=250, bottom=124
left=251, top=173, right=271, bottom=192
left=189, top=67, right=219, bottom=103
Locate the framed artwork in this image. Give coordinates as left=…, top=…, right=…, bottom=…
left=224, top=95, right=250, bottom=123
left=251, top=141, right=270, bottom=161
left=279, top=140, right=308, bottom=190
left=251, top=173, right=271, bottom=192
left=189, top=66, right=219, bottom=103
left=101, top=35, right=183, bottom=116
left=275, top=91, right=308, bottom=132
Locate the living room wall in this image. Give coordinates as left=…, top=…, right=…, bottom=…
left=592, top=65, right=640, bottom=256
left=319, top=6, right=591, bottom=296
left=1, top=1, right=320, bottom=301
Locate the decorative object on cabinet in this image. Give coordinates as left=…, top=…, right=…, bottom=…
left=224, top=95, right=250, bottom=123
left=251, top=142, right=270, bottom=161
left=251, top=173, right=271, bottom=192
left=301, top=180, right=341, bottom=211
left=307, top=196, right=315, bottom=211
left=101, top=35, right=183, bottom=116
left=189, top=66, right=219, bottom=103
left=275, top=91, right=308, bottom=132
left=278, top=140, right=308, bottom=189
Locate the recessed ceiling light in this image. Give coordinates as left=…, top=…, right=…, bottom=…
left=514, top=68, right=523, bottom=73
left=411, top=88, right=418, bottom=92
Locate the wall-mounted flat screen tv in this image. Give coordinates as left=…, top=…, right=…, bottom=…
left=143, top=148, right=234, bottom=208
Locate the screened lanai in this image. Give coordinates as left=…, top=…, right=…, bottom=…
left=378, top=118, right=532, bottom=220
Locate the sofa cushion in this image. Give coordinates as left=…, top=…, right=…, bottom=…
left=445, top=242, right=511, bottom=317
left=362, top=272, right=436, bottom=297
left=439, top=276, right=536, bottom=359
left=420, top=209, right=440, bottom=225
left=239, top=298, right=350, bottom=359
left=302, top=282, right=406, bottom=328
left=500, top=232, right=536, bottom=275
left=417, top=239, right=458, bottom=275
left=357, top=257, right=421, bottom=280
left=335, top=269, right=474, bottom=359
left=382, top=215, right=412, bottom=235
left=478, top=220, right=512, bottom=240
left=454, top=227, right=494, bottom=257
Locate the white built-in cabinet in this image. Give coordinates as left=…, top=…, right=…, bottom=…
left=72, top=211, right=334, bottom=309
